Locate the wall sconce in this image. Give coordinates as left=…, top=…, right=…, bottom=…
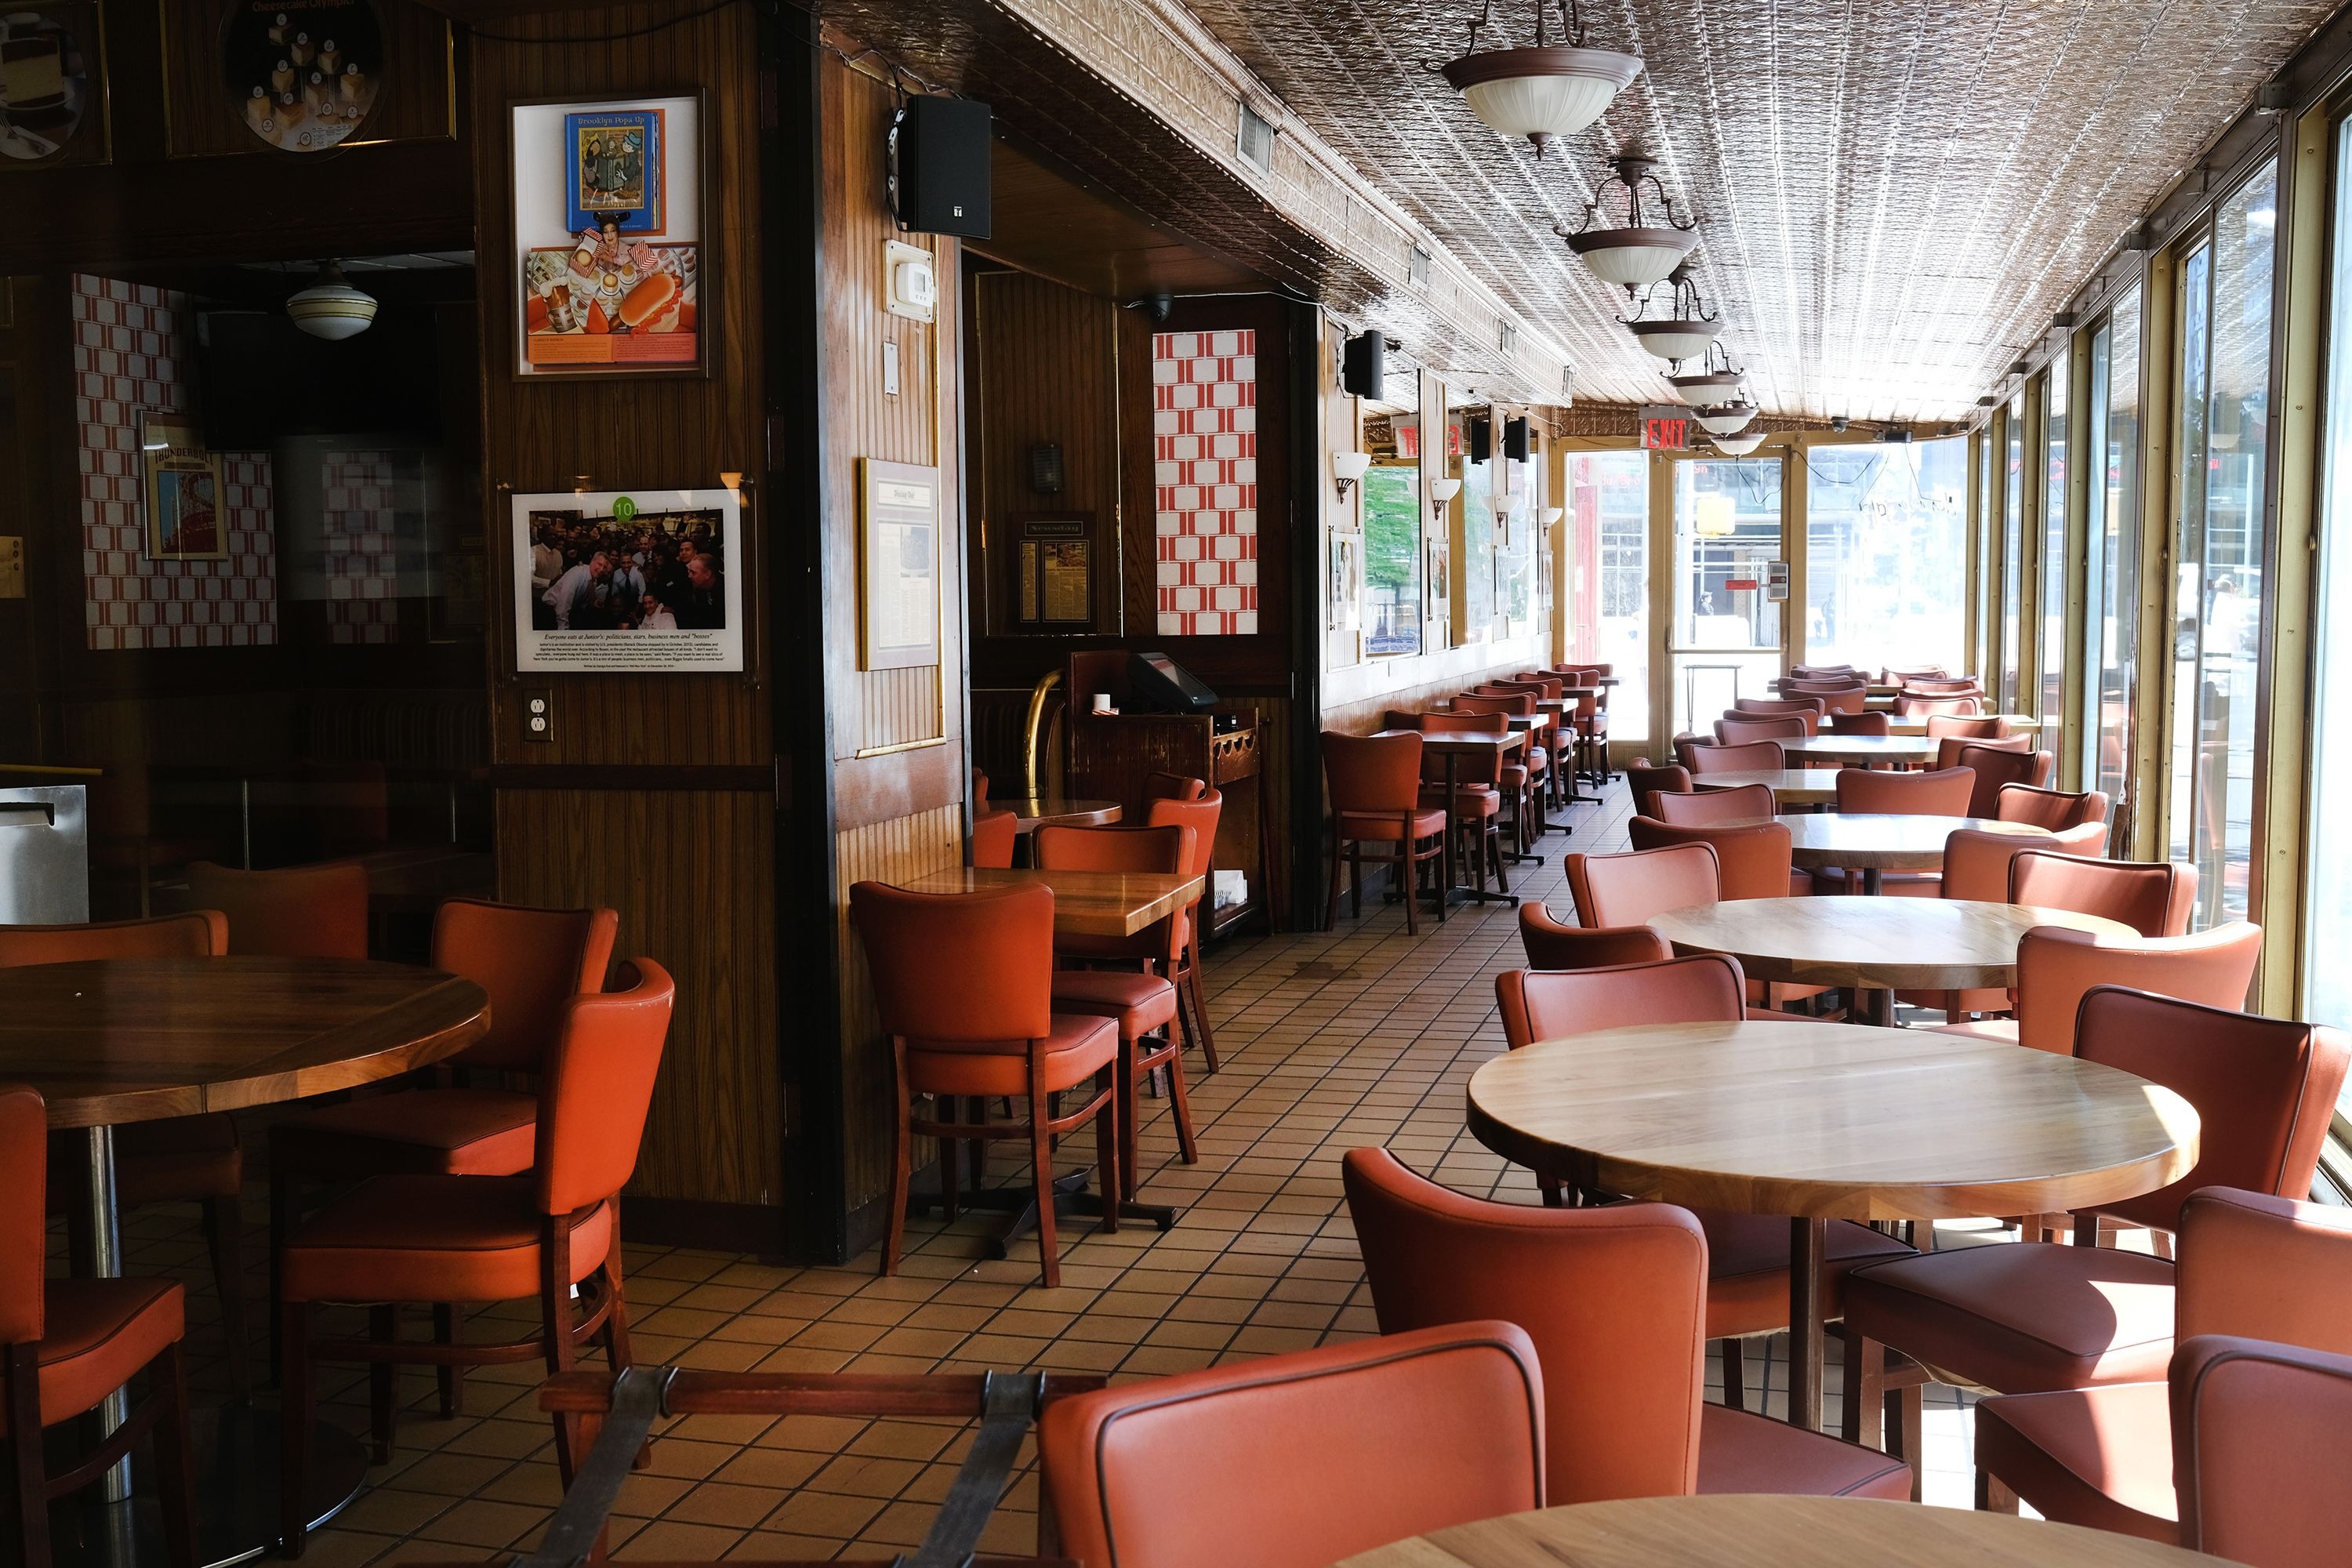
left=1541, top=506, right=1563, bottom=528
left=1428, top=477, right=1461, bottom=523
left=1331, top=450, right=1371, bottom=501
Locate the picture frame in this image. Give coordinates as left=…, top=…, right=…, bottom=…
left=858, top=459, right=941, bottom=671
left=510, top=486, right=742, bottom=672
left=1328, top=532, right=1360, bottom=632
left=217, top=0, right=385, bottom=154
left=1012, top=513, right=1094, bottom=628
left=563, top=107, right=663, bottom=235
left=139, top=412, right=227, bottom=561
left=0, top=0, right=107, bottom=168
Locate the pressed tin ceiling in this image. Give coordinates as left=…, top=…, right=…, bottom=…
left=1172, top=0, right=2334, bottom=421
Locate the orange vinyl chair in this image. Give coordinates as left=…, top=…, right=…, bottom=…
left=1033, top=823, right=1199, bottom=1196
left=1628, top=818, right=1809, bottom=900
left=1896, top=694, right=1982, bottom=717
left=1833, top=765, right=1976, bottom=816
left=1733, top=697, right=1825, bottom=720
left=1565, top=842, right=1719, bottom=930
left=1380, top=707, right=1424, bottom=732
left=1933, top=922, right=2264, bottom=1055
left=1791, top=663, right=1857, bottom=678
left=1457, top=693, right=1552, bottom=844
left=1951, top=745, right=2053, bottom=816
left=1926, top=714, right=2012, bottom=741
left=1142, top=771, right=1207, bottom=802
left=1684, top=739, right=1784, bottom=775
left=4, top=1085, right=201, bottom=1568
left=1, top=914, right=252, bottom=1396
left=1881, top=664, right=1947, bottom=682
left=2010, top=849, right=2198, bottom=937
left=1322, top=731, right=1448, bottom=934
left=276, top=960, right=674, bottom=1555
left=1998, top=783, right=2111, bottom=832
left=1802, top=686, right=1872, bottom=715
left=1932, top=731, right=2033, bottom=771
left=1826, top=710, right=1892, bottom=735
left=1145, top=789, right=1224, bottom=1075
left=849, top=882, right=1118, bottom=1287
left=1650, top=782, right=1774, bottom=826
left=1038, top=1323, right=1544, bottom=1568
left=1624, top=760, right=1693, bottom=816
left=1723, top=705, right=1818, bottom=735
left=1345, top=1149, right=1910, bottom=1504
left=1715, top=715, right=1808, bottom=746
left=1517, top=902, right=1671, bottom=971
left=971, top=808, right=1018, bottom=869
left=1906, top=677, right=1984, bottom=695
left=1418, top=712, right=1511, bottom=898
left=183, top=860, right=369, bottom=960
left=1842, top=989, right=2351, bottom=1467
left=971, top=765, right=989, bottom=802
left=1900, top=824, right=2110, bottom=1017
left=1493, top=957, right=1911, bottom=1403
left=1975, top=1188, right=2352, bottom=1557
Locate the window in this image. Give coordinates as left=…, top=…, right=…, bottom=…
left=2309, top=118, right=2352, bottom=1105
left=1670, top=456, right=1784, bottom=735
left=2001, top=395, right=2025, bottom=713
left=1462, top=455, right=1495, bottom=638
left=1803, top=437, right=1969, bottom=673
left=2039, top=354, right=2071, bottom=732
left=1361, top=463, right=1422, bottom=655
left=2169, top=160, right=2276, bottom=928
left=1566, top=450, right=1650, bottom=742
left=1976, top=427, right=1998, bottom=682
left=2082, top=289, right=2143, bottom=808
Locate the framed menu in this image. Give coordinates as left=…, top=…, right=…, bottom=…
left=858, top=459, right=939, bottom=671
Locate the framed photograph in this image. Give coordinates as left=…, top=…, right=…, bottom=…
left=858, top=459, right=940, bottom=670
left=1, top=1, right=106, bottom=167
left=140, top=412, right=226, bottom=561
left=510, top=93, right=704, bottom=379
left=1328, top=532, right=1360, bottom=632
left=218, top=0, right=383, bottom=153
left=511, top=486, right=742, bottom=672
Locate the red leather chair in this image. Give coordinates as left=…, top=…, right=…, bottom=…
left=1953, top=745, right=2054, bottom=817
left=4, top=1084, right=200, bottom=1568
left=1896, top=694, right=1982, bottom=717
left=1517, top=902, right=1671, bottom=970
left=1933, top=924, right=2263, bottom=1054
left=1038, top=1323, right=1544, bottom=1568
left=1649, top=782, right=1773, bottom=826
left=2010, top=850, right=2198, bottom=937
left=1344, top=1149, right=1910, bottom=1504
left=971, top=808, right=1018, bottom=869
left=1797, top=686, right=1871, bottom=715
left=1973, top=1188, right=2352, bottom=1552
left=1930, top=734, right=2034, bottom=772
left=1843, top=989, right=2350, bottom=1479
left=1900, top=825, right=2111, bottom=1017
left=1145, top=789, right=1224, bottom=1074
left=1322, top=731, right=1448, bottom=933
left=1715, top=716, right=1807, bottom=746
left=1926, top=714, right=2012, bottom=741
left=1624, top=759, right=1693, bottom=816
left=184, top=860, right=369, bottom=960
left=1566, top=842, right=1718, bottom=929
left=1142, top=771, right=1207, bottom=802
left=1, top=914, right=250, bottom=1393
left=849, top=882, right=1118, bottom=1287
left=1998, top=783, right=2111, bottom=831
left=1723, top=706, right=1820, bottom=736
left=1734, top=697, right=1825, bottom=722
left=1419, top=711, right=1511, bottom=898
left=1684, top=739, right=1784, bottom=775
left=1826, top=710, right=1893, bottom=735
left=1628, top=818, right=1809, bottom=900
left=1033, top=823, right=1198, bottom=1197
left=1457, top=693, right=1553, bottom=848
left=1834, top=766, right=1975, bottom=816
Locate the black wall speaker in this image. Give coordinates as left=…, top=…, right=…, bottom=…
left=1468, top=417, right=1491, bottom=464
left=1504, top=416, right=1530, bottom=462
left=889, top=96, right=993, bottom=238
left=1339, top=331, right=1385, bottom=401
left=1029, top=441, right=1064, bottom=493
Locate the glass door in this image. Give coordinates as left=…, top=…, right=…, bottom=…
left=1668, top=454, right=1786, bottom=737
left=2081, top=288, right=2143, bottom=809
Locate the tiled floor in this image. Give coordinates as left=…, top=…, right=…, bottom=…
left=118, top=775, right=2022, bottom=1565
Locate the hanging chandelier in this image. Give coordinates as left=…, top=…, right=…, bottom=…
left=1693, top=398, right=1759, bottom=436
left=1622, top=260, right=1719, bottom=362
left=285, top=260, right=377, bottom=341
left=1437, top=0, right=1642, bottom=159
left=1665, top=339, right=1744, bottom=406
left=1555, top=154, right=1697, bottom=289
left=1711, top=430, right=1766, bottom=456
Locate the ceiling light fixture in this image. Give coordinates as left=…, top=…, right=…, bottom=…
left=1693, top=400, right=1758, bottom=436
left=1557, top=154, right=1697, bottom=289
left=1711, top=430, right=1766, bottom=456
left=1665, top=340, right=1744, bottom=407
left=1623, top=260, right=1719, bottom=362
left=285, top=260, right=377, bottom=340
left=1436, top=0, right=1642, bottom=160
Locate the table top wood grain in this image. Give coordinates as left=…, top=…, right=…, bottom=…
left=1715, top=814, right=2049, bottom=870
left=985, top=797, right=1123, bottom=830
left=1779, top=734, right=1943, bottom=765
left=894, top=866, right=1203, bottom=937
left=1688, top=769, right=1840, bottom=805
left=1647, top=896, right=2135, bottom=989
left=1465, top=1019, right=2197, bottom=1223
left=0, top=956, right=491, bottom=1130
left=1336, top=1495, right=2227, bottom=1566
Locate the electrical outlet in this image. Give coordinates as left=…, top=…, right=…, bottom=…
left=522, top=690, right=554, bottom=742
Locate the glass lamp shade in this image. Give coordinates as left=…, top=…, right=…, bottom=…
left=1443, top=47, right=1642, bottom=154
left=1568, top=227, right=1698, bottom=289
left=1693, top=404, right=1758, bottom=436
left=286, top=265, right=377, bottom=340
left=1665, top=370, right=1744, bottom=406
left=1430, top=477, right=1463, bottom=504
left=1627, top=319, right=1719, bottom=361
left=1332, top=450, right=1372, bottom=483
left=1711, top=430, right=1766, bottom=456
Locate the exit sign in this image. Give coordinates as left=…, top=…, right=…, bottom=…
left=1640, top=405, right=1691, bottom=450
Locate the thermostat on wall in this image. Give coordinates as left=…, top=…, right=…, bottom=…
left=885, top=240, right=936, bottom=323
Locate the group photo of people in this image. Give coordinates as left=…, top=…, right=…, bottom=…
left=524, top=505, right=726, bottom=633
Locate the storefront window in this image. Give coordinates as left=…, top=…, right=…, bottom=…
left=2001, top=395, right=2025, bottom=712
left=1362, top=463, right=1422, bottom=656
left=2309, top=119, right=2352, bottom=1108
left=1462, top=456, right=1495, bottom=637
left=1803, top=437, right=1968, bottom=673
left=1567, top=450, right=1650, bottom=742
left=2040, top=352, right=2070, bottom=732
left=2084, top=289, right=2143, bottom=806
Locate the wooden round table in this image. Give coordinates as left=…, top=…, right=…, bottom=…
left=1337, top=1495, right=2227, bottom=1566
left=1778, top=734, right=1941, bottom=767
left=1720, top=814, right=2048, bottom=894
left=1648, top=896, right=2134, bottom=1021
left=986, top=795, right=1123, bottom=831
left=0, top=955, right=490, bottom=1566
left=1689, top=768, right=1838, bottom=806
left=1465, top=1021, right=2197, bottom=1433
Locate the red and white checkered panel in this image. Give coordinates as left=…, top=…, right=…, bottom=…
left=320, top=449, right=400, bottom=644
left=1152, top=329, right=1258, bottom=637
left=74, top=275, right=280, bottom=651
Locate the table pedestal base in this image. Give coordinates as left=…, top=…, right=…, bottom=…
left=912, top=1169, right=1177, bottom=1261
left=49, top=1408, right=368, bottom=1568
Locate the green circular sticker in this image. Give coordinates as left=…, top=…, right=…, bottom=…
left=611, top=495, right=637, bottom=523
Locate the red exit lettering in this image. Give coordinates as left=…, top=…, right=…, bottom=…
left=1642, top=415, right=1688, bottom=451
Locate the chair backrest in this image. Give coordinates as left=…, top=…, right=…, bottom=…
left=1142, top=771, right=1207, bottom=803
left=1038, top=1323, right=1545, bottom=1568
left=1566, top=842, right=1721, bottom=928
left=971, top=808, right=1018, bottom=869
left=1907, top=677, right=1984, bottom=695
left=431, top=898, right=619, bottom=1074
left=1323, top=731, right=1423, bottom=816
left=185, top=859, right=370, bottom=958
left=1997, top=783, right=2111, bottom=830
left=1453, top=694, right=1530, bottom=720
left=1733, top=696, right=1824, bottom=719
left=1648, top=783, right=1773, bottom=826
left=2176, top=1186, right=2352, bottom=1351
left=1685, top=740, right=1784, bottom=775
left=1626, top=818, right=1793, bottom=901
left=1722, top=705, right=1817, bottom=735
left=0, top=1083, right=43, bottom=1346
left=1034, top=823, right=1194, bottom=961
left=1344, top=1149, right=1705, bottom=1504
left=849, top=880, right=1054, bottom=1046
left=971, top=766, right=989, bottom=803
left=1624, top=760, right=1693, bottom=815
left=536, top=959, right=675, bottom=1218
left=1834, top=765, right=1976, bottom=816
left=2075, top=989, right=2350, bottom=1232
left=2009, top=850, right=2197, bottom=937
left=1940, top=824, right=2107, bottom=901
left=1381, top=709, right=1425, bottom=732
left=1813, top=687, right=1871, bottom=714
left=1933, top=731, right=2033, bottom=771
left=1958, top=746, right=2053, bottom=816
left=1791, top=663, right=1856, bottom=678
left=1827, top=710, right=1892, bottom=735
left=2011, top=923, right=2263, bottom=1054
left=2174, top=1332, right=2352, bottom=1568
left=1146, top=790, right=1222, bottom=882
left=1881, top=664, right=1947, bottom=681
left=1896, top=694, right=1981, bottom=717
left=1926, top=714, right=2010, bottom=740
left=0, top=910, right=225, bottom=967
left=1420, top=711, right=1506, bottom=786
left=1715, top=716, right=1807, bottom=746
left=1518, top=903, right=1671, bottom=971
left=1496, top=954, right=1748, bottom=1047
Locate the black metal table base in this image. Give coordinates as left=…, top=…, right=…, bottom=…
left=913, top=1170, right=1176, bottom=1259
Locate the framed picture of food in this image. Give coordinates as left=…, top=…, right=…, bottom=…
left=139, top=412, right=227, bottom=561
left=510, top=92, right=705, bottom=379
left=0, top=2, right=106, bottom=168
left=219, top=0, right=383, bottom=153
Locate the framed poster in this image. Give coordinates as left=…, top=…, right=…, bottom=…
left=139, top=412, right=226, bottom=561
left=858, top=459, right=939, bottom=670
left=220, top=0, right=384, bottom=153
left=1, top=2, right=105, bottom=166
left=510, top=93, right=703, bottom=378
left=1328, top=532, right=1360, bottom=632
left=1013, top=513, right=1091, bottom=627
left=511, top=486, right=742, bottom=671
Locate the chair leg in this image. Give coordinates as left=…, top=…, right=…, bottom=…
left=1116, top=1038, right=1141, bottom=1204
left=882, top=1039, right=911, bottom=1276
left=1163, top=1041, right=1199, bottom=1171
left=1028, top=1082, right=1062, bottom=1290
left=433, top=1304, right=463, bottom=1418
left=1326, top=829, right=1344, bottom=930
left=1093, top=1065, right=1122, bottom=1225
left=368, top=1305, right=397, bottom=1465
left=153, top=1338, right=199, bottom=1568
left=939, top=1114, right=961, bottom=1223
left=1898, top=1384, right=1925, bottom=1501
left=1185, top=953, right=1220, bottom=1074
left=279, top=1300, right=314, bottom=1558
left=201, top=1191, right=252, bottom=1398
left=1976, top=1466, right=2020, bottom=1514
left=540, top=1229, right=584, bottom=1486
left=1841, top=1330, right=1882, bottom=1449
left=1721, top=1338, right=1745, bottom=1411
left=1401, top=844, right=1421, bottom=936
left=7, top=1344, right=48, bottom=1568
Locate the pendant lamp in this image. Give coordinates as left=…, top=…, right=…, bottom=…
left=1556, top=154, right=1697, bottom=289
left=1437, top=0, right=1642, bottom=159
left=1711, top=430, right=1766, bottom=456
left=1693, top=400, right=1758, bottom=436
left=286, top=261, right=377, bottom=341
left=1665, top=339, right=1744, bottom=407
left=1623, top=260, right=1719, bottom=362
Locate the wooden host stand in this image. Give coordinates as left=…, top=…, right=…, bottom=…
left=1065, top=652, right=1276, bottom=938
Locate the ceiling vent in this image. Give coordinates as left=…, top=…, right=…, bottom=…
left=1237, top=103, right=1276, bottom=176
left=1410, top=245, right=1432, bottom=287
